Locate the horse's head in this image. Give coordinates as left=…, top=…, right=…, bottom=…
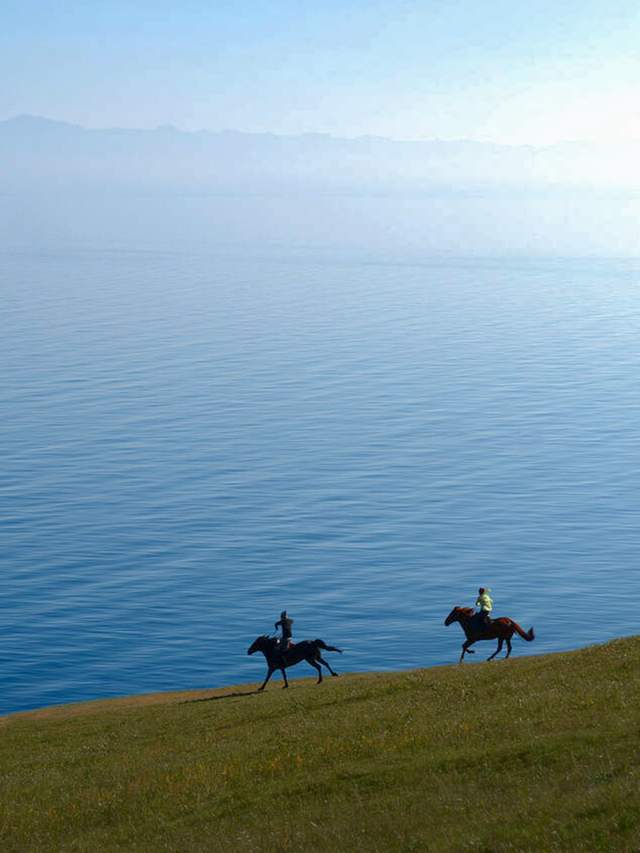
left=444, top=606, right=463, bottom=626
left=445, top=606, right=474, bottom=626
left=247, top=635, right=270, bottom=655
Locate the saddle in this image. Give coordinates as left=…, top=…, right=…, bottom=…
left=473, top=613, right=492, bottom=630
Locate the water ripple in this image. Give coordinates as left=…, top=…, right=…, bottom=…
left=1, top=252, right=640, bottom=714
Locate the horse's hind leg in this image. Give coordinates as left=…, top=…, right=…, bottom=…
left=280, top=667, right=289, bottom=689
left=307, top=658, right=323, bottom=684
left=318, top=655, right=339, bottom=677
left=505, top=637, right=512, bottom=658
left=487, top=638, right=503, bottom=661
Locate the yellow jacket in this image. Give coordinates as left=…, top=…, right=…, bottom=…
left=476, top=592, right=493, bottom=612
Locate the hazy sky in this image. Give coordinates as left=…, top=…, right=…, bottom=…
left=2, top=0, right=640, bottom=143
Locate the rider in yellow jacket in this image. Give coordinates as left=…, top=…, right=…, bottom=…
left=476, top=587, right=493, bottom=628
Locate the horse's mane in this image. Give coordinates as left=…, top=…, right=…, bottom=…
left=456, top=607, right=475, bottom=617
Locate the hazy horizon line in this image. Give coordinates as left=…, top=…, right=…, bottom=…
left=4, top=112, right=639, bottom=150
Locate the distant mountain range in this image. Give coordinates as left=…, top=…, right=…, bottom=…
left=2, top=115, right=639, bottom=195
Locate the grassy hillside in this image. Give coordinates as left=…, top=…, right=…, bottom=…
left=2, top=638, right=640, bottom=852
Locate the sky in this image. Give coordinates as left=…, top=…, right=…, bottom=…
left=2, top=0, right=640, bottom=144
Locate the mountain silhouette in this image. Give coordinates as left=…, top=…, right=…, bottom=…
left=2, top=114, right=638, bottom=195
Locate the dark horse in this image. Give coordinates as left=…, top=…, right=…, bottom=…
left=444, top=606, right=535, bottom=662
left=247, top=635, right=343, bottom=690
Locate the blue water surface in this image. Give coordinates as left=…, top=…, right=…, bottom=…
left=2, top=250, right=639, bottom=715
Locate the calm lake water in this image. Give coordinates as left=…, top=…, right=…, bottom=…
left=2, top=250, right=639, bottom=715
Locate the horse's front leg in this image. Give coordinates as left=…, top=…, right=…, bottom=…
left=259, top=667, right=274, bottom=691
left=281, top=666, right=289, bottom=689
left=460, top=640, right=476, bottom=662
left=317, top=655, right=339, bottom=677
left=487, top=638, right=503, bottom=661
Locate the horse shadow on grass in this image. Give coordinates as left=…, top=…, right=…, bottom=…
left=180, top=689, right=263, bottom=705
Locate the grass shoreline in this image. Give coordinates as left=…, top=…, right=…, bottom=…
left=1, top=639, right=564, bottom=723
left=2, top=638, right=639, bottom=851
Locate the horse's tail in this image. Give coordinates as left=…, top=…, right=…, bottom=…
left=510, top=621, right=535, bottom=642
left=315, top=639, right=343, bottom=654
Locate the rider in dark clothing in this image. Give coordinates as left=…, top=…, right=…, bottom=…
left=274, top=611, right=294, bottom=659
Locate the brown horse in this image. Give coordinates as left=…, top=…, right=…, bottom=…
left=444, top=606, right=535, bottom=662
left=247, top=635, right=342, bottom=690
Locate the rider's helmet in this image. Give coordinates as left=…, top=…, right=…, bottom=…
left=281, top=610, right=287, bottom=618
left=478, top=587, right=485, bottom=594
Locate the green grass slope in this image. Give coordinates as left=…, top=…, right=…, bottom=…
left=2, top=639, right=640, bottom=852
